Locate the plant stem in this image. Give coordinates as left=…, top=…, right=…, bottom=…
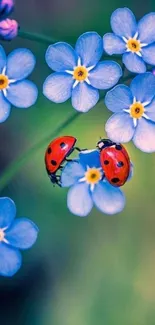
left=18, top=30, right=57, bottom=45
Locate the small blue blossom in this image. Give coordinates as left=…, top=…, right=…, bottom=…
left=0, top=197, right=38, bottom=277
left=103, top=8, right=155, bottom=73
left=43, top=32, right=122, bottom=112
left=0, top=0, right=14, bottom=20
left=105, top=73, right=155, bottom=152
left=0, top=45, right=38, bottom=123
left=61, top=150, right=131, bottom=217
left=0, top=18, right=18, bottom=41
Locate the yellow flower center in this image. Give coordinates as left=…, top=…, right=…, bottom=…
left=0, top=229, right=5, bottom=242
left=130, top=102, right=144, bottom=119
left=85, top=168, right=102, bottom=185
left=127, top=39, right=141, bottom=52
left=0, top=74, right=9, bottom=90
left=73, top=66, right=88, bottom=81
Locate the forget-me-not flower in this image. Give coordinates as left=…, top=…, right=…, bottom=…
left=0, top=18, right=18, bottom=40
left=0, top=197, right=38, bottom=277
left=103, top=8, right=155, bottom=73
left=0, top=0, right=14, bottom=20
left=0, top=45, right=38, bottom=123
left=61, top=150, right=129, bottom=217
left=43, top=32, right=122, bottom=112
left=105, top=73, right=155, bottom=152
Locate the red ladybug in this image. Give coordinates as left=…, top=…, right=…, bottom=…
left=97, top=139, right=130, bottom=187
left=45, top=136, right=80, bottom=186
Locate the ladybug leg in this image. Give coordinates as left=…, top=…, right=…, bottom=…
left=65, top=158, right=73, bottom=162
left=74, top=147, right=87, bottom=152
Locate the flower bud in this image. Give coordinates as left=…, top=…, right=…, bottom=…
left=0, top=18, right=19, bottom=41
left=0, top=0, right=14, bottom=20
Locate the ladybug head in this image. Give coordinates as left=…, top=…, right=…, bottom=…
left=97, top=138, right=116, bottom=150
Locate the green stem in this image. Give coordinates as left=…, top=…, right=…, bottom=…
left=18, top=30, right=57, bottom=45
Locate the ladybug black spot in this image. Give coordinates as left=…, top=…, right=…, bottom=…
left=60, top=142, right=66, bottom=148
left=115, top=145, right=122, bottom=151
left=51, top=160, right=57, bottom=166
left=111, top=177, right=120, bottom=183
left=48, top=147, right=52, bottom=154
left=104, top=160, right=109, bottom=165
left=117, top=161, right=124, bottom=167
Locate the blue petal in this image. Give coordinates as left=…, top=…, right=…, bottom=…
left=6, top=218, right=39, bottom=250
left=123, top=52, right=146, bottom=73
left=103, top=33, right=126, bottom=55
left=71, top=82, right=99, bottom=112
left=138, top=13, right=155, bottom=44
left=105, top=112, right=135, bottom=143
left=130, top=73, right=155, bottom=103
left=6, top=48, right=36, bottom=81
left=141, top=43, right=155, bottom=65
left=67, top=183, right=93, bottom=217
left=0, top=197, right=16, bottom=229
left=79, top=150, right=101, bottom=169
left=92, top=181, right=126, bottom=215
left=0, top=91, right=11, bottom=122
left=61, top=161, right=85, bottom=187
left=45, top=42, right=77, bottom=72
left=0, top=243, right=22, bottom=277
left=127, top=162, right=134, bottom=182
left=89, top=61, right=122, bottom=90
left=75, top=32, right=103, bottom=67
left=111, top=8, right=137, bottom=38
left=7, top=80, right=38, bottom=108
left=105, top=85, right=133, bottom=112
left=133, top=118, right=155, bottom=152
left=43, top=73, right=73, bottom=103
left=0, top=45, right=6, bottom=73
left=145, top=98, right=155, bottom=122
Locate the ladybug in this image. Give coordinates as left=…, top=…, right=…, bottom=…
left=97, top=139, right=131, bottom=187
left=45, top=136, right=80, bottom=186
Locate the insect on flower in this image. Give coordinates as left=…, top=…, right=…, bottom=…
left=103, top=7, right=155, bottom=73
left=0, top=197, right=38, bottom=277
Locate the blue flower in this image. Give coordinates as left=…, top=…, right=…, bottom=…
left=103, top=8, right=155, bottom=73
left=105, top=73, right=155, bottom=152
left=61, top=150, right=130, bottom=217
left=0, top=18, right=19, bottom=41
left=0, top=197, right=38, bottom=277
left=0, top=45, right=38, bottom=123
left=43, top=32, right=122, bottom=112
left=0, top=0, right=14, bottom=20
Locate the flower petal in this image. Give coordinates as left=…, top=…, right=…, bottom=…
left=61, top=161, right=85, bottom=187
left=71, top=82, right=99, bottom=112
left=105, top=112, right=135, bottom=143
left=130, top=72, right=155, bottom=103
left=138, top=13, right=155, bottom=44
left=45, top=42, right=77, bottom=72
left=141, top=43, right=155, bottom=65
left=133, top=118, right=155, bottom=152
left=105, top=84, right=133, bottom=113
left=67, top=183, right=93, bottom=217
left=0, top=91, right=11, bottom=122
left=92, top=181, right=126, bottom=215
left=43, top=72, right=73, bottom=103
left=145, top=97, right=155, bottom=122
left=111, top=8, right=137, bottom=38
left=89, top=61, right=122, bottom=90
left=103, top=33, right=126, bottom=55
left=7, top=80, right=38, bottom=108
left=6, top=218, right=38, bottom=250
left=79, top=150, right=101, bottom=169
left=0, top=243, right=22, bottom=277
left=75, top=32, right=103, bottom=67
left=0, top=197, right=16, bottom=229
left=0, top=45, right=6, bottom=72
left=123, top=52, right=146, bottom=73
left=127, top=162, right=134, bottom=182
left=6, top=48, right=36, bottom=81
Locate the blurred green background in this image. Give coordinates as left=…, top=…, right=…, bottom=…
left=0, top=0, right=155, bottom=324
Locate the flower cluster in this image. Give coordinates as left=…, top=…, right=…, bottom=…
left=0, top=0, right=19, bottom=41
left=61, top=150, right=133, bottom=217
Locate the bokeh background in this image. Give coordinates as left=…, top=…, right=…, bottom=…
left=0, top=0, right=155, bottom=324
